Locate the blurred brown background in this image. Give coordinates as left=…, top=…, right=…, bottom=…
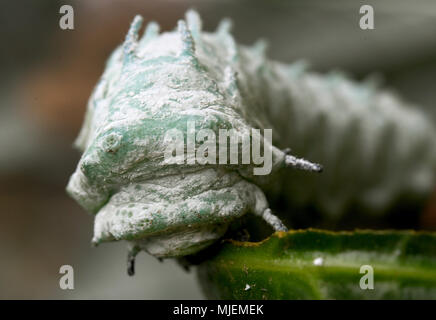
left=0, top=0, right=435, bottom=299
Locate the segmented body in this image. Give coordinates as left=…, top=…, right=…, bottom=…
left=67, top=11, right=436, bottom=263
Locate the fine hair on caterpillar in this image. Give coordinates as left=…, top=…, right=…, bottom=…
left=66, top=10, right=436, bottom=275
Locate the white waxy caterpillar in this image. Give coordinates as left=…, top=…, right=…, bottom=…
left=67, top=10, right=436, bottom=274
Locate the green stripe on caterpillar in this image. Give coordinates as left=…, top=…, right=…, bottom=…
left=67, top=10, right=436, bottom=273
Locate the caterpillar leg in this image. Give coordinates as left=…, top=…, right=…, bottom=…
left=127, top=244, right=165, bottom=276
left=260, top=208, right=288, bottom=232
left=285, top=154, right=323, bottom=173
left=127, top=244, right=140, bottom=276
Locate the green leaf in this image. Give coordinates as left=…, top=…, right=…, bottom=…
left=197, top=229, right=436, bottom=299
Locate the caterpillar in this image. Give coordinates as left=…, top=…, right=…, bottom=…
left=67, top=10, right=436, bottom=273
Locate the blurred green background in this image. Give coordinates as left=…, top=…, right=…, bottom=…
left=0, top=0, right=435, bottom=299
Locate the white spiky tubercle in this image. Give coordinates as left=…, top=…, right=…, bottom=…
left=67, top=11, right=436, bottom=262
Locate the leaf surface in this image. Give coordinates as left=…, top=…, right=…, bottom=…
left=197, top=229, right=436, bottom=299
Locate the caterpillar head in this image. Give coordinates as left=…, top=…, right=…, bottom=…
left=67, top=11, right=321, bottom=269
